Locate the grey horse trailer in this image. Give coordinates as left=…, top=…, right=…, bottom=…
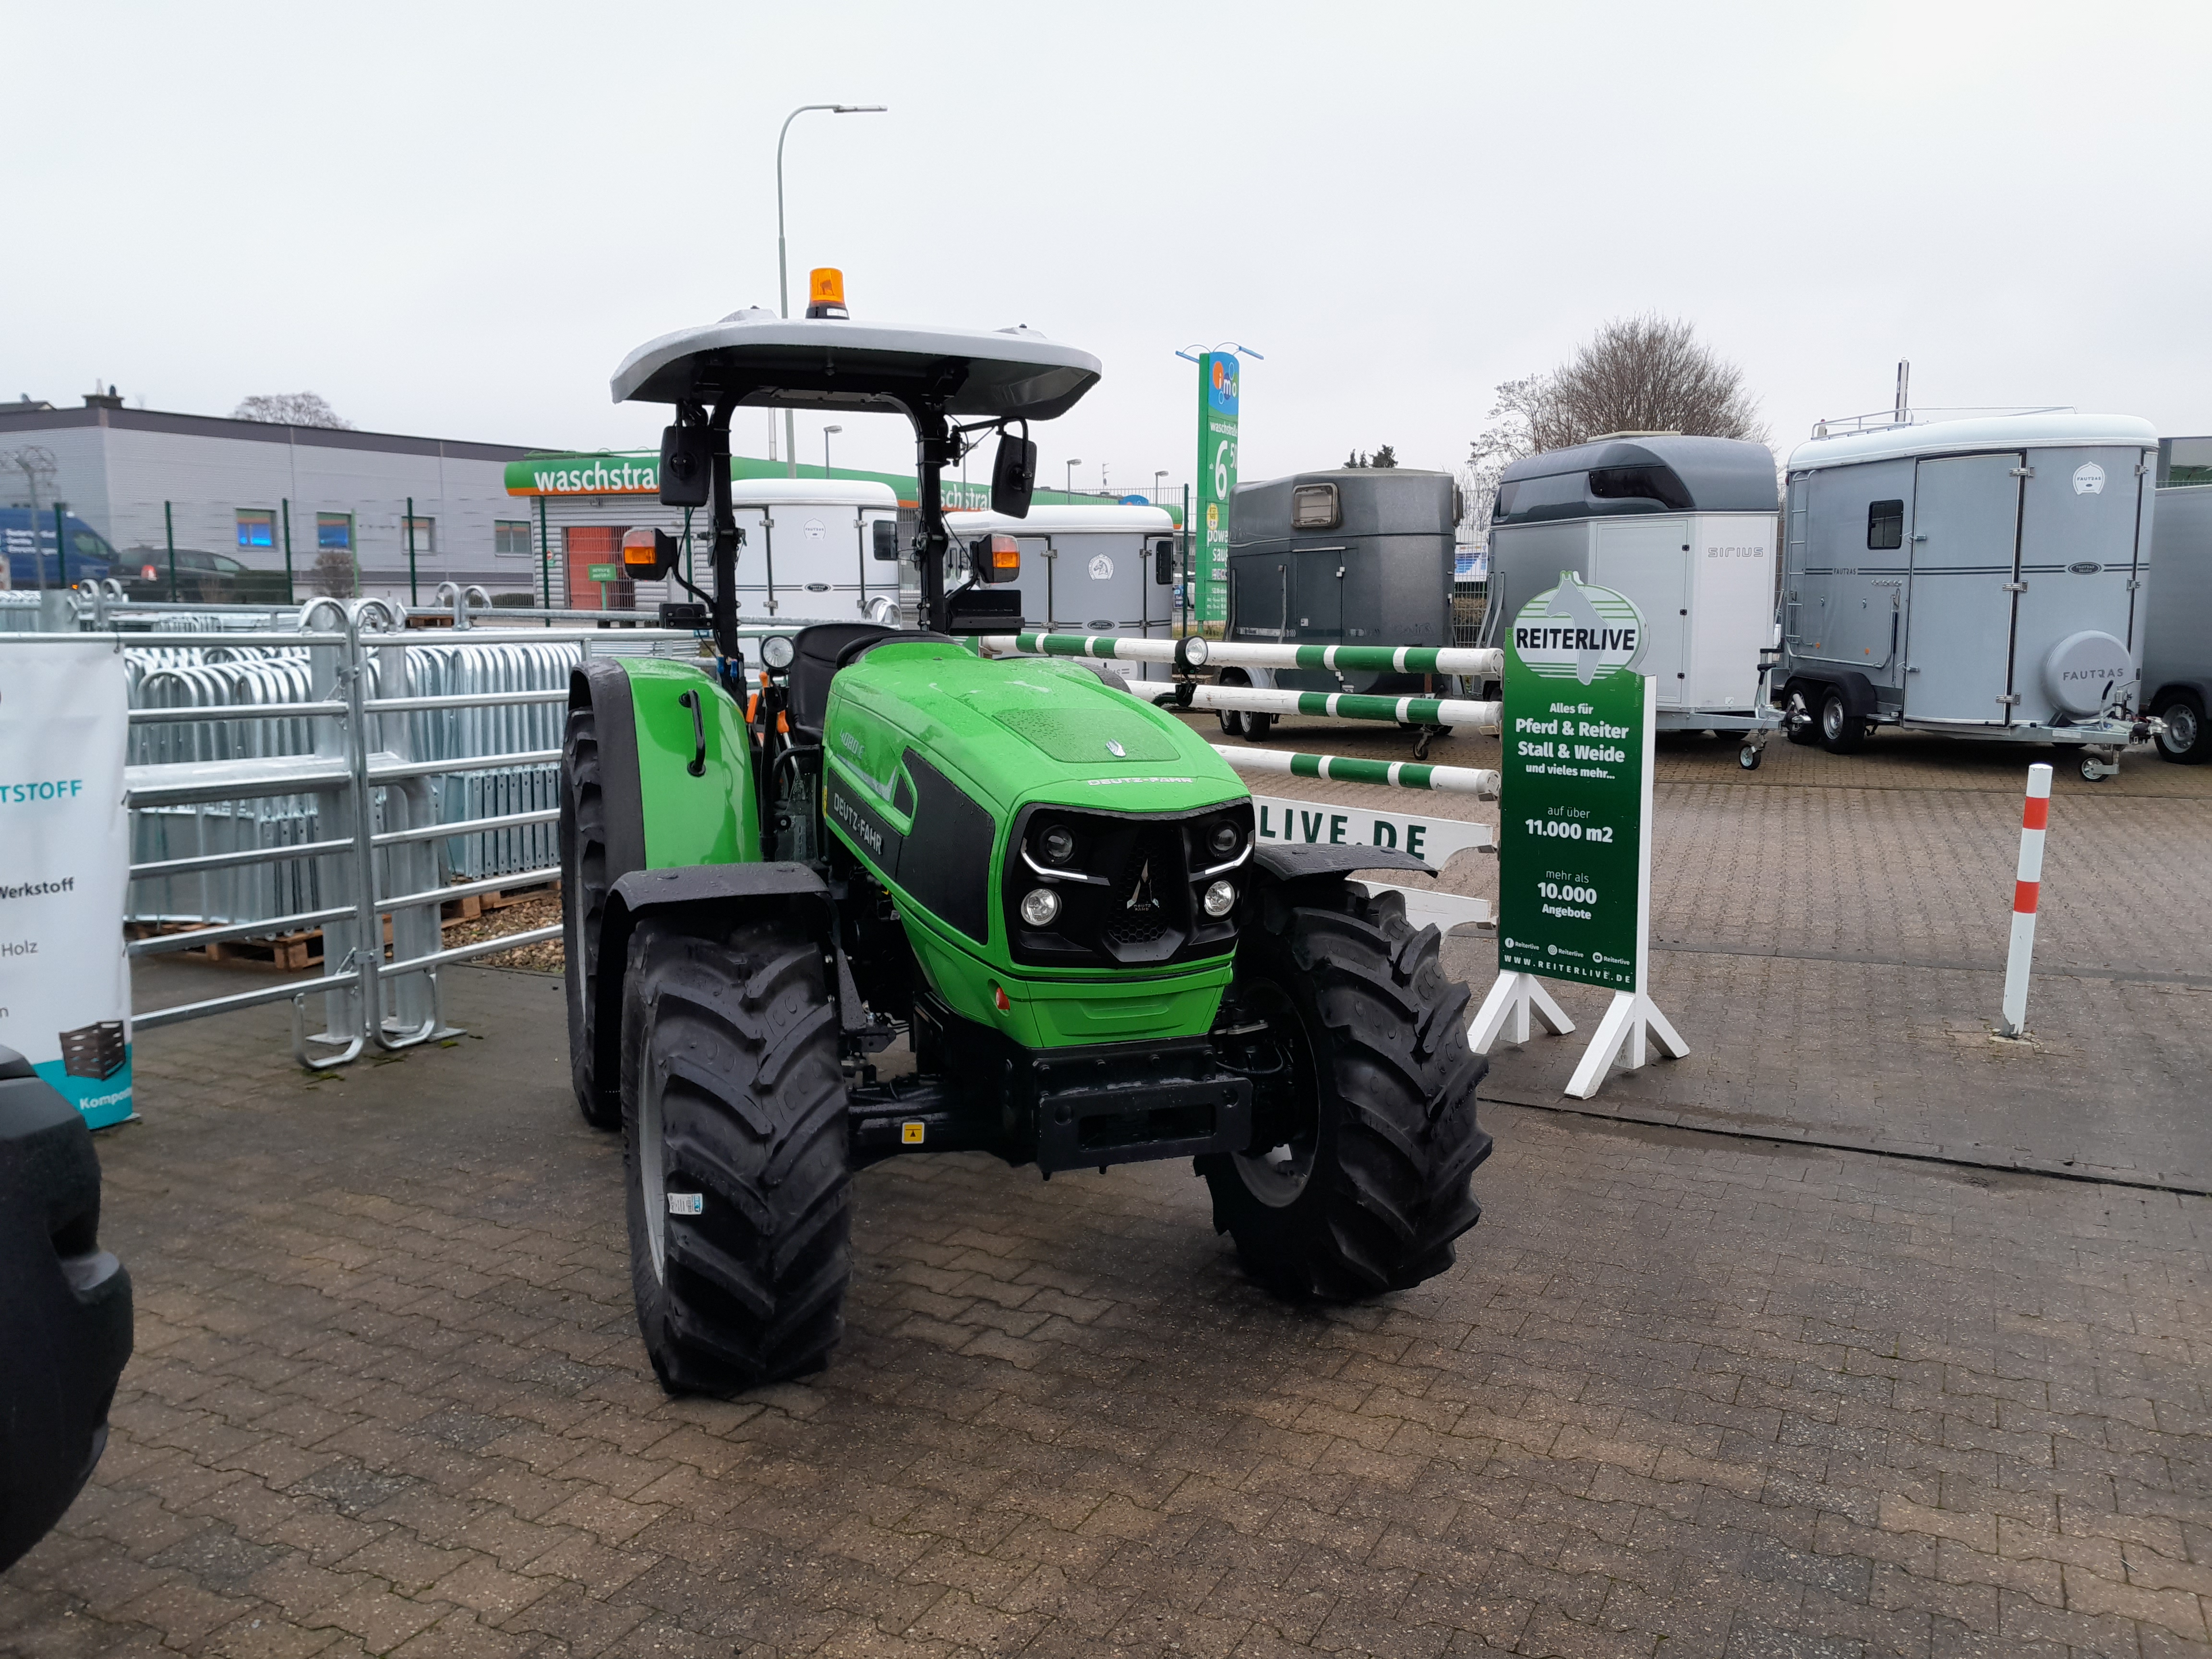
left=2142, top=484, right=2212, bottom=763
left=1221, top=468, right=1459, bottom=739
left=1775, top=413, right=2158, bottom=780
left=1479, top=435, right=1782, bottom=768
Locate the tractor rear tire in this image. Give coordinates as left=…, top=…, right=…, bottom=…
left=1199, top=882, right=1491, bottom=1299
left=620, top=913, right=852, bottom=1395
left=562, top=703, right=619, bottom=1130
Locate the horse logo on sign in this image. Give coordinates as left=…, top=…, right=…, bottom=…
left=1510, top=573, right=1646, bottom=686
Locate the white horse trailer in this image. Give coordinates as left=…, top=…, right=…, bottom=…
left=1776, top=413, right=2158, bottom=780
left=1481, top=435, right=1782, bottom=767
left=946, top=505, right=1179, bottom=678
left=730, top=478, right=903, bottom=625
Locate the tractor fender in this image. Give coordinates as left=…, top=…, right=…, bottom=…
left=572, top=660, right=647, bottom=884
left=1252, top=843, right=1435, bottom=884
left=595, top=864, right=832, bottom=1065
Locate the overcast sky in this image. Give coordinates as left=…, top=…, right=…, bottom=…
left=9, top=1, right=2209, bottom=493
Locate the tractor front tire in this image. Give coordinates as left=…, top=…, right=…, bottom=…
left=620, top=913, right=852, bottom=1395
left=562, top=702, right=619, bottom=1129
left=1199, top=883, right=1491, bottom=1299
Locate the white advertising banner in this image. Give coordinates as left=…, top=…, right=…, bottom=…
left=0, top=640, right=133, bottom=1128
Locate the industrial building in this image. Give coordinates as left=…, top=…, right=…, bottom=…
left=0, top=392, right=537, bottom=603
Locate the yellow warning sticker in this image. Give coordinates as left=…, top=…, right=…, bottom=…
left=900, top=1121, right=926, bottom=1145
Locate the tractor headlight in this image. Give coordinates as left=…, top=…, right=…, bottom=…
left=1020, top=887, right=1061, bottom=927
left=1202, top=880, right=1237, bottom=918
left=1205, top=820, right=1241, bottom=857
left=1037, top=825, right=1076, bottom=866
left=761, top=634, right=795, bottom=669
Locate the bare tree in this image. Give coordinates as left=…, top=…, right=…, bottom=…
left=1456, top=318, right=1765, bottom=538
left=310, top=548, right=358, bottom=598
left=1538, top=315, right=1765, bottom=447
left=232, top=392, right=353, bottom=429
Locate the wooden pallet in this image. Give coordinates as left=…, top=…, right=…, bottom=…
left=132, top=878, right=561, bottom=972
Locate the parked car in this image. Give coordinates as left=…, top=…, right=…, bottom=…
left=120, top=547, right=293, bottom=605
left=0, top=1045, right=133, bottom=1571
left=0, top=508, right=115, bottom=589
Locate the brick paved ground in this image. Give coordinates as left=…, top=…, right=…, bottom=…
left=5, top=720, right=2210, bottom=1658
left=3, top=962, right=2208, bottom=1659
left=1203, top=717, right=2212, bottom=1191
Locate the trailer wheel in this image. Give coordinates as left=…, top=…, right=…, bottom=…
left=1782, top=684, right=1818, bottom=746
left=2152, top=692, right=2211, bottom=764
left=1817, top=689, right=1866, bottom=755
left=620, top=911, right=851, bottom=1394
left=2079, top=755, right=2111, bottom=783
left=562, top=702, right=619, bottom=1130
left=1199, top=883, right=1491, bottom=1299
left=1738, top=743, right=1762, bottom=771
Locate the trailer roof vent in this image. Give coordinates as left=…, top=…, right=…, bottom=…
left=1291, top=483, right=1340, bottom=530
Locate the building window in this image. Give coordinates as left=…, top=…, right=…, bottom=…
left=316, top=513, right=353, bottom=551
left=1866, top=499, right=1905, bottom=551
left=402, top=515, right=436, bottom=554
left=494, top=519, right=533, bottom=556
left=236, top=509, right=276, bottom=549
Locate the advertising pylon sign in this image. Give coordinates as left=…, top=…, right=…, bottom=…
left=1193, top=352, right=1239, bottom=622
left=1471, top=573, right=1686, bottom=1097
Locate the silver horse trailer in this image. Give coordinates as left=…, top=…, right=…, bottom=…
left=1221, top=468, right=1459, bottom=742
left=1480, top=435, right=1782, bottom=768
left=945, top=505, right=1179, bottom=678
left=1776, top=413, right=2158, bottom=780
left=2142, top=484, right=2212, bottom=764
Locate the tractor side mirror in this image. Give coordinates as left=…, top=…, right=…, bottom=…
left=990, top=431, right=1037, bottom=518
left=659, top=423, right=711, bottom=508
left=622, top=527, right=681, bottom=580
left=871, top=520, right=899, bottom=562
left=1153, top=538, right=1174, bottom=584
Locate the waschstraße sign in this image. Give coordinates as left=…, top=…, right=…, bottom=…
left=503, top=453, right=1176, bottom=519
left=1497, top=572, right=1647, bottom=992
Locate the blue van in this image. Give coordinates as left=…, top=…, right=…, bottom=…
left=0, top=508, right=116, bottom=589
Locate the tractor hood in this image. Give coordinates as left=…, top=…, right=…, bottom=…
left=822, top=641, right=1243, bottom=820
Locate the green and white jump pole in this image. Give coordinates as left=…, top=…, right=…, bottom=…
left=1210, top=744, right=1498, bottom=797
left=1130, top=680, right=1500, bottom=732
left=983, top=630, right=1504, bottom=681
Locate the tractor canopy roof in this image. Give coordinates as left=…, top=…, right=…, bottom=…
left=612, top=309, right=1102, bottom=421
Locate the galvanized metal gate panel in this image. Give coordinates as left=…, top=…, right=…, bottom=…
left=1905, top=452, right=2023, bottom=723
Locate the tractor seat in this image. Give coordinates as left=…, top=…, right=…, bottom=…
left=787, top=623, right=960, bottom=739
left=787, top=624, right=897, bottom=740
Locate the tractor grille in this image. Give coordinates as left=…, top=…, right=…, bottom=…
left=1002, top=801, right=1253, bottom=970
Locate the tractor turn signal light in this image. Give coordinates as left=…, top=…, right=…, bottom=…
left=975, top=533, right=1021, bottom=584
left=622, top=527, right=680, bottom=578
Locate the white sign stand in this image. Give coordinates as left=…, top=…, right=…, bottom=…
left=1469, top=971, right=1575, bottom=1049
left=1470, top=673, right=1687, bottom=1098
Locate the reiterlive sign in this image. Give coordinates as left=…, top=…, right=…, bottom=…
left=1194, top=353, right=1238, bottom=622
left=1497, top=574, right=1650, bottom=991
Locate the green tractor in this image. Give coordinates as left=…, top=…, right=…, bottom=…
left=563, top=296, right=1492, bottom=1393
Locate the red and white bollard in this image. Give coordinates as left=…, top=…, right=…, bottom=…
left=1998, top=763, right=2052, bottom=1038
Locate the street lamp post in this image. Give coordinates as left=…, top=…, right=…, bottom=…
left=777, top=102, right=887, bottom=478
left=1154, top=469, right=1167, bottom=503
left=822, top=424, right=842, bottom=478
left=1065, top=459, right=1082, bottom=498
